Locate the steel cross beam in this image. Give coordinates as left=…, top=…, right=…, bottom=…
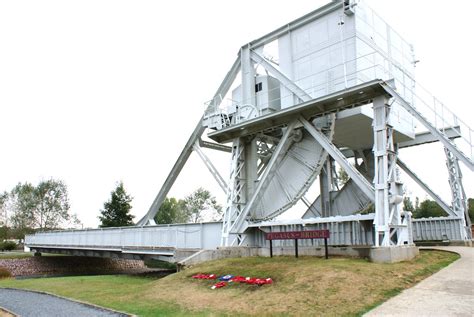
left=193, top=142, right=228, bottom=193
left=137, top=56, right=242, bottom=226
left=211, top=55, right=241, bottom=106
left=396, top=159, right=456, bottom=217
left=136, top=119, right=205, bottom=226
left=445, top=148, right=471, bottom=234
left=381, top=82, right=474, bottom=171
left=199, top=140, right=232, bottom=153
left=299, top=116, right=375, bottom=201
left=228, top=120, right=299, bottom=236
left=250, top=51, right=318, bottom=106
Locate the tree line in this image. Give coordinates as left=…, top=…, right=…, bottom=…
left=98, top=183, right=222, bottom=227
left=0, top=179, right=80, bottom=240
left=2, top=177, right=471, bottom=242
left=404, top=196, right=474, bottom=222
left=0, top=178, right=223, bottom=241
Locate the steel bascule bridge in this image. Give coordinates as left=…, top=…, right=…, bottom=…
left=26, top=0, right=473, bottom=264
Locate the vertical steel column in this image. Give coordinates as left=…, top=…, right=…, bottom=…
left=228, top=121, right=298, bottom=237
left=319, top=158, right=333, bottom=217
left=245, top=139, right=258, bottom=201
left=241, top=45, right=256, bottom=107
left=445, top=148, right=471, bottom=239
left=221, top=47, right=256, bottom=246
left=373, top=96, right=393, bottom=246
left=372, top=97, right=409, bottom=246
left=389, top=155, right=406, bottom=246
left=221, top=138, right=247, bottom=246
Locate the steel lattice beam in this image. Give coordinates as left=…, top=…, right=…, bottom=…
left=299, top=116, right=375, bottom=201
left=250, top=50, right=314, bottom=104
left=137, top=56, right=241, bottom=226
left=193, top=142, right=228, bottom=193
left=397, top=159, right=456, bottom=217
left=227, top=120, right=299, bottom=236
left=381, top=82, right=474, bottom=171
left=136, top=119, right=205, bottom=226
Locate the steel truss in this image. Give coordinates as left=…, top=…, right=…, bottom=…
left=221, top=138, right=247, bottom=246
left=138, top=1, right=471, bottom=247
left=136, top=54, right=242, bottom=226
left=372, top=96, right=410, bottom=246
left=221, top=121, right=300, bottom=245
left=445, top=148, right=472, bottom=239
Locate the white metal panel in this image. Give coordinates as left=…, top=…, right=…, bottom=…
left=25, top=222, right=223, bottom=251
left=412, top=217, right=465, bottom=241
left=251, top=123, right=332, bottom=220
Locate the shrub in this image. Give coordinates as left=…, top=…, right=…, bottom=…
left=0, top=241, right=17, bottom=251
left=0, top=267, right=12, bottom=279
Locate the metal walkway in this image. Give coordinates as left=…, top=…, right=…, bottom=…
left=26, top=222, right=222, bottom=262
left=381, top=82, right=474, bottom=171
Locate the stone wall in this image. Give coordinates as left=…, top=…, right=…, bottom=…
left=0, top=256, right=146, bottom=277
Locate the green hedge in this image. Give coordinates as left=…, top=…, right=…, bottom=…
left=0, top=241, right=17, bottom=251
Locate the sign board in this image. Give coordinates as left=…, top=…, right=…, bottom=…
left=265, top=230, right=330, bottom=240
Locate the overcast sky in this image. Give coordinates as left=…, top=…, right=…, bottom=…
left=1, top=0, right=472, bottom=228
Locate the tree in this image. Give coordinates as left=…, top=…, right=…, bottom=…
left=154, top=197, right=187, bottom=224
left=0, top=191, right=8, bottom=226
left=0, top=226, right=7, bottom=241
left=412, top=199, right=447, bottom=219
left=338, top=167, right=349, bottom=187
left=99, top=182, right=134, bottom=227
left=34, top=179, right=73, bottom=230
left=360, top=203, right=374, bottom=214
left=1, top=180, right=79, bottom=237
left=182, top=188, right=222, bottom=223
left=468, top=198, right=474, bottom=224
left=403, top=196, right=415, bottom=213
left=8, top=182, right=37, bottom=230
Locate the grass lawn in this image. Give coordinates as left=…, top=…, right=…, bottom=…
left=0, top=252, right=33, bottom=259
left=0, top=250, right=459, bottom=316
left=0, top=252, right=66, bottom=259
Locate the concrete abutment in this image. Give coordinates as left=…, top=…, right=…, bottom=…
left=178, top=245, right=420, bottom=267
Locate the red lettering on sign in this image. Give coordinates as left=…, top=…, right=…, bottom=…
left=265, top=230, right=330, bottom=240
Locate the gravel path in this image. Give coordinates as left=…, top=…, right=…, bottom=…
left=0, top=288, right=128, bottom=317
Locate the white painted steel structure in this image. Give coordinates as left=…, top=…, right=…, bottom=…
left=412, top=217, right=467, bottom=242
left=199, top=0, right=471, bottom=246
left=26, top=1, right=473, bottom=259
left=27, top=222, right=221, bottom=250
left=26, top=222, right=222, bottom=261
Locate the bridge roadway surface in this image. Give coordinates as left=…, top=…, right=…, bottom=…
left=365, top=246, right=474, bottom=317
left=0, top=288, right=127, bottom=317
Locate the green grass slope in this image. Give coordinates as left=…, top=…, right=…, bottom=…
left=0, top=250, right=459, bottom=316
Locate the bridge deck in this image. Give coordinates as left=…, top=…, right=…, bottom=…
left=26, top=222, right=222, bottom=262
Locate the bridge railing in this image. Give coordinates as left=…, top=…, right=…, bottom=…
left=25, top=222, right=222, bottom=250
left=411, top=217, right=467, bottom=241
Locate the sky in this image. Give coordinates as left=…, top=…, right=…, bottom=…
left=0, top=0, right=472, bottom=228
